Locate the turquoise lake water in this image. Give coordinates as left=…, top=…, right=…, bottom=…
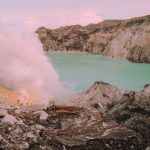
left=47, top=52, right=150, bottom=92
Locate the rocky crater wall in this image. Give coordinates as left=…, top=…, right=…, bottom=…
left=36, top=15, right=150, bottom=63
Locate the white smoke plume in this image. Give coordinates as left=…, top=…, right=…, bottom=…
left=0, top=29, right=64, bottom=105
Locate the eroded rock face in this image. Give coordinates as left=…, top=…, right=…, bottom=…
left=0, top=104, right=146, bottom=150
left=105, top=86, right=150, bottom=147
left=36, top=15, right=150, bottom=63
left=69, top=81, right=122, bottom=113
left=0, top=82, right=149, bottom=149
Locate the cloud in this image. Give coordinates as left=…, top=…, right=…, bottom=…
left=1, top=0, right=149, bottom=30
left=0, top=10, right=102, bottom=31
left=23, top=11, right=102, bottom=30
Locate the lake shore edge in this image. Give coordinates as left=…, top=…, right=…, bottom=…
left=36, top=15, right=150, bottom=64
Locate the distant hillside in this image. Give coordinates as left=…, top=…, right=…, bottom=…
left=36, top=15, right=150, bottom=63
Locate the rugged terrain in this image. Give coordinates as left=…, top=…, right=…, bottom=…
left=0, top=81, right=150, bottom=150
left=36, top=15, right=150, bottom=63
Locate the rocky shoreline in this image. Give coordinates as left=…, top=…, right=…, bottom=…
left=0, top=81, right=150, bottom=149
left=36, top=15, right=150, bottom=64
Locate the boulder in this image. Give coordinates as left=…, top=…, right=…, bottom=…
left=40, top=111, right=48, bottom=120
left=2, top=114, right=17, bottom=125
left=70, top=81, right=122, bottom=113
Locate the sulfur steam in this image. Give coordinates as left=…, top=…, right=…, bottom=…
left=0, top=29, right=64, bottom=105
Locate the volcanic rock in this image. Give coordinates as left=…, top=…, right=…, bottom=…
left=69, top=81, right=122, bottom=113
left=36, top=15, right=150, bottom=63
left=0, top=82, right=150, bottom=149
left=0, top=109, right=7, bottom=117
left=40, top=111, right=48, bottom=120
left=105, top=86, right=150, bottom=148
left=2, top=114, right=17, bottom=125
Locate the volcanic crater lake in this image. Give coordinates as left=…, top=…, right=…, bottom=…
left=47, top=51, right=150, bottom=92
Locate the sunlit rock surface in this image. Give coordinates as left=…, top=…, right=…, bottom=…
left=0, top=82, right=149, bottom=149
left=69, top=81, right=122, bottom=113
left=36, top=15, right=150, bottom=63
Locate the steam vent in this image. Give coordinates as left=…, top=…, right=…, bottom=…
left=0, top=0, right=150, bottom=149
left=0, top=86, right=35, bottom=106
left=0, top=81, right=150, bottom=149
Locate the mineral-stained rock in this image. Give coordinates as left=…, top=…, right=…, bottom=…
left=2, top=114, right=17, bottom=125
left=55, top=127, right=145, bottom=150
left=0, top=101, right=12, bottom=110
left=69, top=81, right=122, bottom=113
left=36, top=15, right=150, bottom=63
left=0, top=82, right=149, bottom=149
left=105, top=85, right=150, bottom=148
left=40, top=111, right=48, bottom=120
left=0, top=109, right=7, bottom=117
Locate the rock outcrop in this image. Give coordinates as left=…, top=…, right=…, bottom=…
left=0, top=82, right=150, bottom=149
left=36, top=15, right=150, bottom=63
left=69, top=81, right=122, bottom=113
left=105, top=84, right=150, bottom=148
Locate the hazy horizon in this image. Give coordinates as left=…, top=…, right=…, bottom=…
left=0, top=0, right=150, bottom=30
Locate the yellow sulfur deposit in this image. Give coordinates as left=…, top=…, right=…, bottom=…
left=0, top=86, right=34, bottom=106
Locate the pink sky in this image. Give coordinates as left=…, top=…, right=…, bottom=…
left=0, top=0, right=150, bottom=31
left=0, top=11, right=102, bottom=31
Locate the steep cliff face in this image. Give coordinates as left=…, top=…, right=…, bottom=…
left=36, top=15, right=150, bottom=63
